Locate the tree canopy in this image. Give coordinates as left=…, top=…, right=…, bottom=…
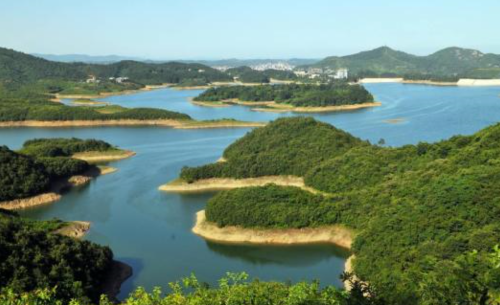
left=194, top=83, right=374, bottom=107
left=180, top=117, right=500, bottom=304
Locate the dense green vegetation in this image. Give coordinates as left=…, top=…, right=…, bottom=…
left=19, top=138, right=114, bottom=157
left=0, top=138, right=120, bottom=202
left=0, top=47, right=231, bottom=86
left=225, top=67, right=299, bottom=83
left=263, top=69, right=298, bottom=81
left=0, top=209, right=114, bottom=303
left=303, top=46, right=500, bottom=79
left=179, top=117, right=500, bottom=304
left=180, top=117, right=366, bottom=182
left=206, top=185, right=326, bottom=228
left=0, top=146, right=50, bottom=201
left=0, top=272, right=379, bottom=305
left=194, top=83, right=374, bottom=107
left=0, top=99, right=192, bottom=122
left=226, top=66, right=271, bottom=83
left=4, top=250, right=500, bottom=305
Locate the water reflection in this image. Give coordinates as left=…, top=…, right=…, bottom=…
left=206, top=241, right=350, bottom=267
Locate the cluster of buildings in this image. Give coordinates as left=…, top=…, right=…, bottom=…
left=251, top=62, right=294, bottom=71
left=86, top=76, right=129, bottom=84
left=294, top=68, right=349, bottom=80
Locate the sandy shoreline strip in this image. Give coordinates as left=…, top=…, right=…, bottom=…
left=254, top=102, right=382, bottom=113
left=54, top=221, right=91, bottom=239
left=55, top=83, right=173, bottom=101
left=193, top=98, right=381, bottom=113
left=0, top=119, right=184, bottom=128
left=359, top=78, right=500, bottom=87
left=359, top=78, right=404, bottom=83
left=0, top=119, right=264, bottom=129
left=159, top=176, right=318, bottom=193
left=0, top=166, right=118, bottom=210
left=0, top=193, right=62, bottom=210
left=177, top=122, right=265, bottom=129
left=192, top=210, right=354, bottom=248
left=192, top=101, right=231, bottom=108
left=73, top=150, right=136, bottom=162
left=457, top=79, right=500, bottom=86
left=193, top=210, right=357, bottom=289
left=98, top=166, right=119, bottom=175
left=402, top=80, right=457, bottom=86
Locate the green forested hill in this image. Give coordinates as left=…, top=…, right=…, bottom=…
left=226, top=66, right=271, bottom=83
left=304, top=46, right=500, bottom=78
left=180, top=117, right=367, bottom=181
left=0, top=47, right=87, bottom=82
left=0, top=47, right=231, bottom=85
left=0, top=209, right=114, bottom=303
left=179, top=117, right=500, bottom=304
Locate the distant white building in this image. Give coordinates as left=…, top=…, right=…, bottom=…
left=252, top=62, right=294, bottom=71
left=86, top=75, right=100, bottom=84
left=294, top=70, right=307, bottom=77
left=116, top=77, right=129, bottom=83
left=214, top=66, right=231, bottom=71
left=333, top=68, right=348, bottom=79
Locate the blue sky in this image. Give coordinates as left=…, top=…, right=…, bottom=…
left=1, top=0, right=499, bottom=59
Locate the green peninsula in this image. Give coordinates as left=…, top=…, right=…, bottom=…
left=0, top=138, right=132, bottom=208
left=172, top=117, right=500, bottom=304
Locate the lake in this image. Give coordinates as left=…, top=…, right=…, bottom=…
left=3, top=83, right=500, bottom=298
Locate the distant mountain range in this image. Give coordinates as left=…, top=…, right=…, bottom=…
left=0, top=47, right=231, bottom=84
left=32, top=53, right=144, bottom=64
left=32, top=54, right=319, bottom=69
left=1, top=46, right=498, bottom=85
left=32, top=47, right=500, bottom=79
left=300, top=46, right=500, bottom=78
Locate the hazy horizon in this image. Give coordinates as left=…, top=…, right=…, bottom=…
left=1, top=0, right=500, bottom=60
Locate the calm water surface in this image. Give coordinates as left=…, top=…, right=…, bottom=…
left=3, top=83, right=500, bottom=298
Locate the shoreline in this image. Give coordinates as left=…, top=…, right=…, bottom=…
left=0, top=166, right=117, bottom=210
left=457, top=79, right=500, bottom=86
left=193, top=98, right=381, bottom=113
left=402, top=80, right=457, bottom=86
left=72, top=150, right=136, bottom=163
left=177, top=121, right=265, bottom=129
left=253, top=102, right=382, bottom=113
left=159, top=176, right=318, bottom=193
left=54, top=221, right=91, bottom=239
left=54, top=83, right=173, bottom=101
left=101, top=260, right=133, bottom=303
left=0, top=119, right=265, bottom=129
left=192, top=101, right=231, bottom=108
left=193, top=210, right=357, bottom=289
left=359, top=78, right=404, bottom=84
left=192, top=210, right=354, bottom=248
left=360, top=78, right=500, bottom=87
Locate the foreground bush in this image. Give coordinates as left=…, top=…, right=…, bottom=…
left=0, top=272, right=377, bottom=305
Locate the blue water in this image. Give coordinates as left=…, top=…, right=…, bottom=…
left=93, top=83, right=500, bottom=146
left=2, top=83, right=500, bottom=298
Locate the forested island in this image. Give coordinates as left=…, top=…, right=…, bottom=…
left=193, top=83, right=378, bottom=112
left=0, top=138, right=133, bottom=209
left=166, top=117, right=500, bottom=304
